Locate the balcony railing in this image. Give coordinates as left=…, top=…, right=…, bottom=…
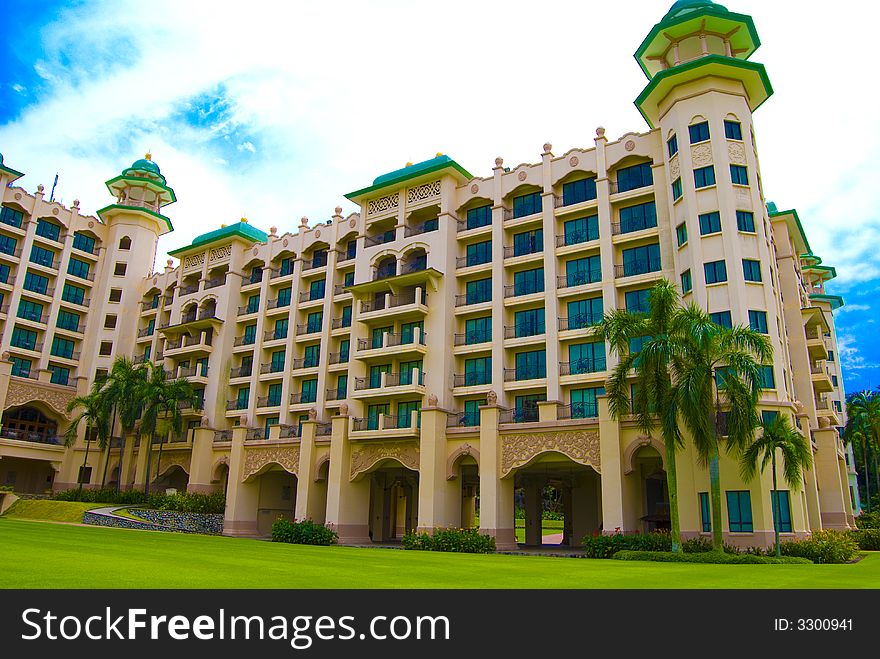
left=559, top=359, right=605, bottom=375
left=256, top=396, right=282, bottom=408
left=453, top=331, right=491, bottom=346
left=302, top=256, right=328, bottom=271
left=246, top=427, right=266, bottom=441
left=0, top=428, right=62, bottom=444
left=557, top=270, right=602, bottom=288
left=141, top=300, right=160, bottom=312
left=614, top=261, right=661, bottom=278
left=299, top=290, right=324, bottom=303
left=503, top=324, right=544, bottom=339
left=503, top=244, right=542, bottom=259
left=233, top=335, right=256, bottom=347
left=503, top=283, right=544, bottom=298
left=293, top=357, right=320, bottom=370
left=325, top=387, right=344, bottom=401
left=357, top=332, right=426, bottom=351
left=50, top=350, right=80, bottom=361
left=280, top=424, right=300, bottom=439
left=316, top=422, right=333, bottom=436
left=178, top=365, right=209, bottom=378
left=453, top=373, right=491, bottom=387
left=260, top=362, right=286, bottom=375
left=331, top=317, right=351, bottom=329
left=204, top=276, right=226, bottom=290
left=296, top=323, right=322, bottom=336
left=230, top=365, right=252, bottom=378
left=334, top=284, right=348, bottom=296
left=558, top=315, right=600, bottom=331
left=11, top=341, right=43, bottom=353
left=364, top=232, right=395, bottom=248
left=137, top=327, right=154, bottom=338
left=352, top=417, right=370, bottom=431
left=264, top=329, right=288, bottom=341
left=499, top=407, right=539, bottom=424
left=455, top=293, right=491, bottom=307
left=267, top=297, right=291, bottom=310
left=226, top=399, right=248, bottom=411
left=401, top=259, right=428, bottom=275
left=179, top=283, right=200, bottom=296
left=456, top=254, right=492, bottom=269
left=360, top=289, right=423, bottom=313
left=289, top=392, right=317, bottom=405
left=328, top=352, right=349, bottom=364
left=555, top=231, right=598, bottom=248
left=557, top=402, right=599, bottom=420
left=213, top=430, right=232, bottom=442
left=503, top=367, right=546, bottom=382
left=177, top=399, right=204, bottom=412
left=404, top=221, right=438, bottom=238
left=447, top=411, right=480, bottom=428
left=238, top=304, right=261, bottom=316
left=17, top=311, right=49, bottom=324
left=372, top=265, right=397, bottom=281
left=354, top=371, right=425, bottom=390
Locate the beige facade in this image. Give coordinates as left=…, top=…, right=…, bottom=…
left=0, top=0, right=858, bottom=548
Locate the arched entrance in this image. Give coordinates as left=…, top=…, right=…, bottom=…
left=153, top=464, right=189, bottom=493
left=0, top=405, right=65, bottom=493
left=367, top=459, right=419, bottom=543
left=253, top=466, right=298, bottom=536
left=631, top=444, right=669, bottom=533
left=1, top=406, right=60, bottom=443
left=448, top=448, right=479, bottom=529
left=212, top=461, right=230, bottom=496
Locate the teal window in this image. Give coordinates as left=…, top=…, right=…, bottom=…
left=23, top=271, right=50, bottom=295
left=249, top=266, right=263, bottom=284
left=694, top=166, right=716, bottom=188
left=236, top=387, right=250, bottom=408
left=367, top=403, right=389, bottom=430
left=828, top=350, right=834, bottom=362
left=346, top=240, right=357, bottom=259
left=401, top=321, right=424, bottom=345
left=273, top=318, right=289, bottom=340
left=714, top=366, right=735, bottom=389
left=832, top=375, right=838, bottom=387
left=629, top=335, right=651, bottom=354
left=743, top=259, right=762, bottom=282
left=699, top=493, right=711, bottom=532
left=371, top=325, right=391, bottom=349
left=726, top=491, right=753, bottom=532
left=339, top=339, right=350, bottom=362
left=341, top=305, right=352, bottom=328
left=570, top=386, right=605, bottom=418
left=566, top=256, right=601, bottom=286
left=730, top=164, right=749, bottom=185
left=344, top=271, right=355, bottom=287
left=312, top=249, right=328, bottom=267
left=397, top=401, right=421, bottom=428
left=462, top=399, right=486, bottom=427
left=267, top=383, right=283, bottom=407
left=0, top=206, right=24, bottom=228
left=13, top=327, right=39, bottom=349
left=724, top=120, right=743, bottom=140
left=308, top=279, right=325, bottom=301
left=709, top=311, right=732, bottom=329
left=513, top=268, right=544, bottom=295
left=0, top=263, right=10, bottom=283
left=514, top=308, right=545, bottom=337
left=246, top=294, right=260, bottom=313
left=302, top=344, right=319, bottom=368
left=625, top=289, right=651, bottom=314
left=515, top=394, right=546, bottom=422
left=369, top=364, right=391, bottom=388
left=464, top=316, right=492, bottom=344
left=10, top=356, right=31, bottom=378
left=62, top=283, right=86, bottom=305
left=563, top=215, right=599, bottom=245
left=704, top=260, right=727, bottom=284
left=72, top=232, right=96, bottom=253
left=758, top=366, right=775, bottom=389
left=17, top=299, right=43, bottom=322
left=619, top=201, right=657, bottom=233
left=749, top=310, right=768, bottom=334
left=771, top=490, right=792, bottom=533
left=466, top=204, right=492, bottom=230
left=562, top=177, right=597, bottom=205
left=622, top=244, right=661, bottom=276
left=276, top=286, right=292, bottom=306
left=514, top=350, right=546, bottom=380
left=51, top=336, right=75, bottom=359
left=569, top=342, right=605, bottom=374
left=616, top=163, right=653, bottom=192
left=57, top=310, right=80, bottom=332
left=465, top=278, right=492, bottom=304
left=688, top=121, right=710, bottom=144
left=143, top=345, right=151, bottom=361
left=465, top=240, right=492, bottom=266
left=761, top=410, right=778, bottom=426
left=671, top=177, right=682, bottom=201
left=399, top=360, right=423, bottom=385
left=667, top=134, right=678, bottom=157
left=336, top=374, right=348, bottom=399
left=264, top=416, right=279, bottom=438
left=243, top=324, right=257, bottom=344
left=29, top=245, right=55, bottom=268
left=48, top=364, right=70, bottom=386
left=67, top=258, right=90, bottom=280
left=512, top=192, right=542, bottom=218
left=279, top=257, right=294, bottom=276
left=566, top=297, right=603, bottom=329
left=699, top=211, right=722, bottom=235
left=512, top=229, right=543, bottom=256
left=681, top=269, right=692, bottom=294
left=463, top=357, right=491, bottom=386
left=270, top=350, right=285, bottom=372
left=301, top=379, right=318, bottom=404
left=306, top=311, right=323, bottom=333
left=736, top=210, right=755, bottom=232
left=0, top=235, right=17, bottom=255
left=36, top=219, right=61, bottom=241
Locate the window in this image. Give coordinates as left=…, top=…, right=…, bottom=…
left=569, top=342, right=605, bottom=374
left=465, top=240, right=492, bottom=266
left=758, top=366, right=775, bottom=389
left=513, top=308, right=545, bottom=337
left=563, top=215, right=599, bottom=245
left=743, top=259, right=762, bottom=282
left=667, top=134, right=678, bottom=158
left=724, top=120, right=743, bottom=140
left=699, top=493, right=711, bottom=532
left=699, top=211, right=722, bottom=235
left=709, top=311, right=732, bottom=329
left=616, top=163, right=653, bottom=193
left=51, top=336, right=75, bottom=359
left=36, top=219, right=61, bottom=241
left=104, top=315, right=117, bottom=329
left=694, top=165, right=716, bottom=188
left=236, top=386, right=250, bottom=408
left=344, top=271, right=355, bottom=287
left=306, top=311, right=323, bottom=333
left=625, top=289, right=651, bottom=314
left=397, top=400, right=421, bottom=428
left=119, top=236, right=132, bottom=250
left=681, top=269, right=692, bottom=294
left=112, top=262, right=126, bottom=277
left=736, top=210, right=755, bottom=232
left=371, top=326, right=391, bottom=349
left=67, top=258, right=91, bottom=280
left=248, top=266, right=264, bottom=284
left=726, top=491, right=753, bottom=532
left=515, top=394, right=546, bottom=422
left=761, top=410, right=778, bottom=426
left=749, top=310, right=768, bottom=334
left=11, top=326, right=38, bottom=350
left=566, top=297, right=603, bottom=329
left=279, top=257, right=294, bottom=277
left=704, top=260, right=727, bottom=285
left=832, top=375, right=838, bottom=387
left=671, top=177, right=682, bottom=201
left=771, top=490, right=792, bottom=533
left=0, top=205, right=24, bottom=228
left=23, top=271, right=50, bottom=295
left=312, top=249, right=328, bottom=267
left=465, top=278, right=492, bottom=304
left=270, top=350, right=286, bottom=372
left=566, top=256, right=601, bottom=286
left=48, top=364, right=70, bottom=386
left=72, top=232, right=96, bottom=254
left=0, top=263, right=9, bottom=284
left=688, top=121, right=710, bottom=144
left=340, top=305, right=352, bottom=328
left=10, top=356, right=31, bottom=378
left=462, top=399, right=486, bottom=427
left=833, top=400, right=842, bottom=413
left=562, top=177, right=597, bottom=206
left=346, top=240, right=357, bottom=260
left=243, top=324, right=257, bottom=344
left=629, top=336, right=651, bottom=354
left=466, top=204, right=492, bottom=230
left=464, top=316, right=492, bottom=344
left=29, top=245, right=55, bottom=268
left=109, top=288, right=122, bottom=303
left=0, top=234, right=17, bottom=255
left=619, top=201, right=657, bottom=234
left=730, top=165, right=749, bottom=186
left=513, top=268, right=544, bottom=295
left=336, top=374, right=348, bottom=399
left=246, top=294, right=260, bottom=313
left=99, top=341, right=112, bottom=356
left=463, top=357, right=492, bottom=386
left=399, top=360, right=423, bottom=385
left=303, top=280, right=322, bottom=301
left=57, top=310, right=81, bottom=332
left=512, top=192, right=542, bottom=218
left=828, top=350, right=834, bottom=362
left=400, top=321, right=424, bottom=344
left=368, top=364, right=391, bottom=388
left=512, top=229, right=542, bottom=256
left=514, top=350, right=546, bottom=380
left=339, top=339, right=350, bottom=362
left=17, top=299, right=43, bottom=322
left=621, top=243, right=661, bottom=276
left=570, top=386, right=605, bottom=418
left=262, top=383, right=281, bottom=407
left=366, top=403, right=389, bottom=430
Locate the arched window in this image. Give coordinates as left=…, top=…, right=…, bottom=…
left=119, top=236, right=132, bottom=250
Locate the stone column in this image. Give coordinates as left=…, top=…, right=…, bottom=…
left=813, top=427, right=849, bottom=529
left=324, top=413, right=371, bottom=544
left=119, top=434, right=137, bottom=491
left=295, top=420, right=325, bottom=521
left=598, top=394, right=626, bottom=533
left=222, top=425, right=260, bottom=536
left=132, top=434, right=151, bottom=492
left=478, top=400, right=517, bottom=550
left=416, top=406, right=458, bottom=532
left=187, top=427, right=215, bottom=494
left=523, top=479, right=542, bottom=546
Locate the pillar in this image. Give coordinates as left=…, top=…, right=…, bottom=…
left=222, top=426, right=260, bottom=536
left=187, top=427, right=215, bottom=494
left=598, top=395, right=626, bottom=533
left=416, top=407, right=459, bottom=532
left=118, top=434, right=137, bottom=491
left=813, top=428, right=849, bottom=529
left=478, top=402, right=517, bottom=550
left=523, top=479, right=542, bottom=546
left=295, top=420, right=326, bottom=521
left=132, top=434, right=151, bottom=492
left=324, top=414, right=371, bottom=544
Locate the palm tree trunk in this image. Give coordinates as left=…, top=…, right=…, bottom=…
left=708, top=442, right=724, bottom=551
left=117, top=434, right=125, bottom=494
left=664, top=439, right=682, bottom=552
left=772, top=453, right=780, bottom=557
left=863, top=439, right=872, bottom=514
left=155, top=432, right=165, bottom=491
left=872, top=447, right=879, bottom=503
left=77, top=421, right=91, bottom=500
left=101, top=405, right=118, bottom=488
left=144, top=431, right=155, bottom=496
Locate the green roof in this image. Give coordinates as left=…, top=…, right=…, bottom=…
left=810, top=293, right=845, bottom=310
left=168, top=221, right=268, bottom=256
left=0, top=152, right=24, bottom=181
left=122, top=155, right=167, bottom=186
left=664, top=0, right=727, bottom=20
left=345, top=155, right=472, bottom=202
left=768, top=207, right=812, bottom=255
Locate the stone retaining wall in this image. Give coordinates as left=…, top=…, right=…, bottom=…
left=129, top=509, right=224, bottom=534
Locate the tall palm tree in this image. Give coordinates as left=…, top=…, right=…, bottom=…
left=740, top=414, right=813, bottom=556
left=670, top=306, right=772, bottom=550
left=594, top=279, right=685, bottom=552
left=98, top=357, right=147, bottom=491
left=846, top=391, right=880, bottom=513
left=64, top=386, right=111, bottom=498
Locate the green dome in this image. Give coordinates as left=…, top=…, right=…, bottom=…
left=664, top=0, right=727, bottom=20
left=128, top=155, right=161, bottom=176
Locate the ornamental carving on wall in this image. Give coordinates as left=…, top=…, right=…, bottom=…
left=470, top=184, right=479, bottom=194
left=727, top=142, right=746, bottom=164
left=155, top=450, right=192, bottom=475
left=241, top=445, right=300, bottom=481
left=624, top=140, right=635, bottom=152
left=691, top=143, right=713, bottom=167
left=669, top=155, right=680, bottom=180
left=349, top=442, right=419, bottom=480
left=208, top=244, right=232, bottom=262
left=500, top=430, right=600, bottom=478
left=183, top=253, right=205, bottom=271
left=4, top=380, right=76, bottom=419
left=517, top=170, right=527, bottom=181
left=406, top=180, right=441, bottom=205
left=366, top=192, right=399, bottom=216
left=569, top=156, right=579, bottom=167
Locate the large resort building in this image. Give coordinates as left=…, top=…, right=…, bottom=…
left=0, top=0, right=860, bottom=548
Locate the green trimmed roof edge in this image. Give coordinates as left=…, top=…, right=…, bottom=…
left=104, top=174, right=177, bottom=204
left=168, top=221, right=268, bottom=256
left=769, top=208, right=812, bottom=255
left=96, top=203, right=173, bottom=234
left=345, top=157, right=473, bottom=202
left=0, top=164, right=25, bottom=180
left=809, top=293, right=844, bottom=310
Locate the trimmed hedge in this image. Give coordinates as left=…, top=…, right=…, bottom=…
left=855, top=511, right=880, bottom=530
left=53, top=489, right=225, bottom=514
left=582, top=531, right=672, bottom=559
left=849, top=529, right=880, bottom=551
left=271, top=518, right=338, bottom=546
left=613, top=550, right=812, bottom=565
left=402, top=528, right=496, bottom=553
left=779, top=530, right=860, bottom=564
left=0, top=485, right=13, bottom=493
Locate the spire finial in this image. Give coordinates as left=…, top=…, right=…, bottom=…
left=145, top=151, right=152, bottom=161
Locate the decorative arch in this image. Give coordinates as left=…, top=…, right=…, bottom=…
left=241, top=257, right=265, bottom=270
left=623, top=436, right=666, bottom=475
left=156, top=460, right=190, bottom=478
left=499, top=430, right=600, bottom=478
left=504, top=182, right=541, bottom=201
left=606, top=153, right=654, bottom=173
left=197, top=294, right=218, bottom=310
left=211, top=456, right=230, bottom=482
left=336, top=230, right=358, bottom=246
left=446, top=443, right=480, bottom=480
left=349, top=442, right=419, bottom=481
left=553, top=168, right=599, bottom=188
left=241, top=445, right=299, bottom=482
left=119, top=236, right=132, bottom=250
left=455, top=195, right=493, bottom=216
left=400, top=241, right=429, bottom=259
left=314, top=453, right=330, bottom=482
left=370, top=248, right=399, bottom=265
left=3, top=381, right=76, bottom=419
left=667, top=128, right=677, bottom=139
left=689, top=114, right=708, bottom=125
left=154, top=452, right=191, bottom=477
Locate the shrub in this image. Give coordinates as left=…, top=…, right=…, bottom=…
left=855, top=511, right=880, bottom=530
left=54, top=488, right=148, bottom=504
left=402, top=528, right=496, bottom=553
left=612, top=550, right=811, bottom=565
left=0, top=485, right=14, bottom=493
left=779, top=530, right=860, bottom=564
left=849, top=529, right=880, bottom=551
left=271, top=518, right=338, bottom=546
left=681, top=536, right=714, bottom=553
left=582, top=531, right=672, bottom=559
left=53, top=489, right=225, bottom=513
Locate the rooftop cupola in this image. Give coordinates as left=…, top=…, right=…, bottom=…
left=97, top=153, right=176, bottom=235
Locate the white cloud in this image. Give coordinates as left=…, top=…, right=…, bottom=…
left=11, top=83, right=25, bottom=94
left=835, top=304, right=871, bottom=314
left=838, top=333, right=880, bottom=372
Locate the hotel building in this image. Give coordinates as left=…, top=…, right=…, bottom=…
left=0, top=0, right=859, bottom=547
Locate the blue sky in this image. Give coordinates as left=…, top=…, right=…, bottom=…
left=1, top=0, right=877, bottom=393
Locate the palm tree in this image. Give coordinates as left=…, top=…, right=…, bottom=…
left=846, top=391, right=880, bottom=513
left=594, top=279, right=685, bottom=552
left=740, top=414, right=813, bottom=556
left=64, top=386, right=111, bottom=498
left=97, top=357, right=147, bottom=491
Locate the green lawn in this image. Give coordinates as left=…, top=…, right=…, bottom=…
left=514, top=518, right=564, bottom=543
left=1, top=499, right=108, bottom=524
left=1, top=518, right=877, bottom=589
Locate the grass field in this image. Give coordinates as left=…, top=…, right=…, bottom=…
left=514, top=518, right=564, bottom=543
left=1, top=499, right=107, bottom=524
left=1, top=518, right=877, bottom=589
